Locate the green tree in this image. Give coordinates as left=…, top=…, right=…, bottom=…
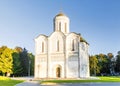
left=13, top=47, right=34, bottom=76
left=0, top=46, right=13, bottom=76
left=28, top=53, right=34, bottom=76
left=89, top=55, right=100, bottom=76
left=107, top=53, right=115, bottom=75
left=0, top=46, right=34, bottom=77
left=12, top=52, right=23, bottom=76
left=115, top=51, right=120, bottom=73
left=15, top=47, right=23, bottom=53
left=107, top=53, right=114, bottom=59
left=97, top=54, right=109, bottom=75
left=19, top=48, right=29, bottom=76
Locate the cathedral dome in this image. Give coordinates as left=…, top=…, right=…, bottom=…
left=54, top=12, right=70, bottom=34
left=55, top=12, right=68, bottom=18
left=56, top=13, right=66, bottom=17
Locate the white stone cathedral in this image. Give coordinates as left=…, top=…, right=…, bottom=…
left=34, top=12, right=90, bottom=78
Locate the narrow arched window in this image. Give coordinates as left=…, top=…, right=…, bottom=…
left=65, top=23, right=67, bottom=33
left=59, top=22, right=61, bottom=31
left=42, top=42, right=44, bottom=52
left=72, top=39, right=75, bottom=51
left=57, top=40, right=59, bottom=52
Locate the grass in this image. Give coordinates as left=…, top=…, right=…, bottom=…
left=41, top=76, right=120, bottom=84
left=99, top=76, right=120, bottom=82
left=0, top=76, right=23, bottom=86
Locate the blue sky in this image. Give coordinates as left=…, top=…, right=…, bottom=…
left=0, top=0, right=120, bottom=56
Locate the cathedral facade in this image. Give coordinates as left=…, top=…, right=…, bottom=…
left=34, top=12, right=90, bottom=78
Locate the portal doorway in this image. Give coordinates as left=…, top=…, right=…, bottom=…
left=56, top=67, right=61, bottom=78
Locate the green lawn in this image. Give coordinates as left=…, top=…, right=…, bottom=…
left=41, top=76, right=120, bottom=84
left=0, top=76, right=23, bottom=86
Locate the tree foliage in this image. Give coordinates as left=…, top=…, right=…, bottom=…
left=89, top=55, right=100, bottom=76
left=19, top=48, right=29, bottom=76
left=89, top=52, right=120, bottom=76
left=0, top=46, right=13, bottom=76
left=115, top=51, right=120, bottom=73
left=107, top=53, right=114, bottom=60
left=0, top=46, right=35, bottom=76
left=89, top=53, right=114, bottom=76
left=12, top=52, right=23, bottom=76
left=97, top=54, right=109, bottom=75
left=28, top=53, right=34, bottom=75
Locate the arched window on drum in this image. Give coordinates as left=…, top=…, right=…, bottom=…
left=59, top=22, right=61, bottom=31
left=72, top=39, right=75, bottom=51
left=65, top=22, right=67, bottom=33
left=57, top=40, right=60, bottom=52
left=42, top=42, right=44, bottom=53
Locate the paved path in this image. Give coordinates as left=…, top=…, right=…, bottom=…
left=41, top=83, right=120, bottom=86
left=15, top=80, right=40, bottom=86
left=11, top=77, right=40, bottom=86
left=15, top=81, right=120, bottom=86
left=13, top=77, right=120, bottom=86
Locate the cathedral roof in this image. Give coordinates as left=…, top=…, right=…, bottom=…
left=56, top=13, right=66, bottom=17
left=80, top=37, right=89, bottom=45
left=55, top=12, right=68, bottom=18
left=35, top=34, right=48, bottom=39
